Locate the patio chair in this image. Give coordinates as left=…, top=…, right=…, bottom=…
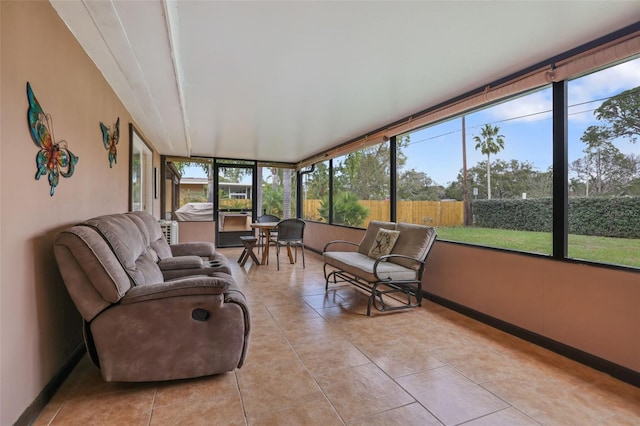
left=274, top=219, right=306, bottom=270
left=256, top=214, right=280, bottom=260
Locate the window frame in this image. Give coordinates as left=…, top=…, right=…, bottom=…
left=129, top=124, right=154, bottom=214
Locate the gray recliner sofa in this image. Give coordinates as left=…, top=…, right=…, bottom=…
left=126, top=211, right=232, bottom=280
left=54, top=212, right=250, bottom=382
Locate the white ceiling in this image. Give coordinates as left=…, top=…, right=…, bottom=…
left=50, top=1, right=640, bottom=164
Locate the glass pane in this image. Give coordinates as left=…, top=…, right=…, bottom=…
left=397, top=120, right=462, bottom=228
left=400, top=87, right=554, bottom=255
left=567, top=57, right=640, bottom=268
left=301, top=161, right=329, bottom=222
left=257, top=166, right=297, bottom=219
left=332, top=141, right=390, bottom=227
left=171, top=159, right=214, bottom=221
left=130, top=130, right=153, bottom=214
left=216, top=163, right=254, bottom=247
left=217, top=166, right=252, bottom=211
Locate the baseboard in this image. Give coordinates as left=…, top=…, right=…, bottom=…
left=424, top=292, right=640, bottom=388
left=14, top=343, right=86, bottom=426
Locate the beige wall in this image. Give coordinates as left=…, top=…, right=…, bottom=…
left=306, top=221, right=640, bottom=373
left=0, top=2, right=159, bottom=424
left=178, top=222, right=216, bottom=245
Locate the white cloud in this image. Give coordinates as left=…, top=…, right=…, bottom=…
left=569, top=58, right=640, bottom=121
left=567, top=57, right=640, bottom=123
left=570, top=57, right=640, bottom=103
left=487, top=90, right=552, bottom=123
left=484, top=57, right=640, bottom=125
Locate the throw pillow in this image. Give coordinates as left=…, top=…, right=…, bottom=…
left=368, top=228, right=400, bottom=259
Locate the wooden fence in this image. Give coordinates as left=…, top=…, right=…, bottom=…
left=303, top=199, right=464, bottom=227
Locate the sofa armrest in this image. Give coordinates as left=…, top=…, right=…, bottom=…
left=170, top=242, right=216, bottom=258
left=323, top=240, right=359, bottom=253
left=158, top=256, right=204, bottom=271
left=121, top=276, right=230, bottom=304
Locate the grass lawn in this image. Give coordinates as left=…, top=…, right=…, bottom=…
left=436, top=226, right=640, bottom=268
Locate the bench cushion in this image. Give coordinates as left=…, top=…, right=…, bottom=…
left=324, top=251, right=417, bottom=282
left=357, top=221, right=396, bottom=256
left=390, top=222, right=437, bottom=270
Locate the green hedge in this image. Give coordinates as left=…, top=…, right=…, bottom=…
left=471, top=196, right=640, bottom=238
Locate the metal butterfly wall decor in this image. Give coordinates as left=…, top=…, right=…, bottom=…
left=26, top=82, right=79, bottom=196
left=100, top=117, right=120, bottom=168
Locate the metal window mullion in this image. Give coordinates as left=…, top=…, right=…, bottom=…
left=296, top=170, right=302, bottom=219
left=329, top=158, right=334, bottom=224
left=552, top=80, right=568, bottom=258
left=390, top=136, right=397, bottom=223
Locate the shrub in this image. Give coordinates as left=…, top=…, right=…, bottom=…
left=471, top=196, right=640, bottom=238
left=318, top=192, right=369, bottom=227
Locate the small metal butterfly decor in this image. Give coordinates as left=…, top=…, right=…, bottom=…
left=26, top=82, right=79, bottom=196
left=100, top=117, right=120, bottom=168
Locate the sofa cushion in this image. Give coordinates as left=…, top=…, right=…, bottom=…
left=324, top=251, right=417, bottom=282
left=368, top=228, right=400, bottom=259
left=389, top=222, right=437, bottom=270
left=128, top=211, right=173, bottom=259
left=84, top=214, right=164, bottom=286
left=357, top=221, right=396, bottom=256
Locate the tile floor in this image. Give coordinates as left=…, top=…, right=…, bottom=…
left=35, top=248, right=639, bottom=425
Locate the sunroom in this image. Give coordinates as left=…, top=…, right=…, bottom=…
left=2, top=1, right=639, bottom=425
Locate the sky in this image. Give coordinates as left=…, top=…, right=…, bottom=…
left=184, top=57, right=640, bottom=186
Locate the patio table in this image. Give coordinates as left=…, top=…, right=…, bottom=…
left=250, top=222, right=293, bottom=265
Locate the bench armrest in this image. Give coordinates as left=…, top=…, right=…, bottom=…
left=323, top=240, right=360, bottom=253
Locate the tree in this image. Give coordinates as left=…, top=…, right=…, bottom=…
left=446, top=159, right=550, bottom=200
left=489, top=159, right=541, bottom=199
left=333, top=135, right=410, bottom=201
left=172, top=160, right=211, bottom=177
left=570, top=125, right=638, bottom=196
left=473, top=124, right=505, bottom=199
left=527, top=166, right=554, bottom=199
left=282, top=168, right=292, bottom=218
left=304, top=162, right=329, bottom=199
left=334, top=146, right=389, bottom=200
left=397, top=169, right=443, bottom=200
left=261, top=167, right=294, bottom=218
left=594, top=86, right=640, bottom=143
left=260, top=185, right=283, bottom=217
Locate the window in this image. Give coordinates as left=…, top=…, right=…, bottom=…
left=397, top=118, right=461, bottom=228
left=301, top=161, right=329, bottom=222
left=168, top=158, right=214, bottom=221
left=258, top=165, right=297, bottom=219
left=299, top=47, right=638, bottom=271
left=567, top=57, right=640, bottom=268
left=395, top=87, right=554, bottom=254
left=332, top=141, right=390, bottom=227
left=130, top=126, right=153, bottom=214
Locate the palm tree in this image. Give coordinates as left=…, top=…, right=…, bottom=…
left=473, top=124, right=505, bottom=199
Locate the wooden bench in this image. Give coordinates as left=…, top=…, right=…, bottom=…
left=323, top=221, right=436, bottom=315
